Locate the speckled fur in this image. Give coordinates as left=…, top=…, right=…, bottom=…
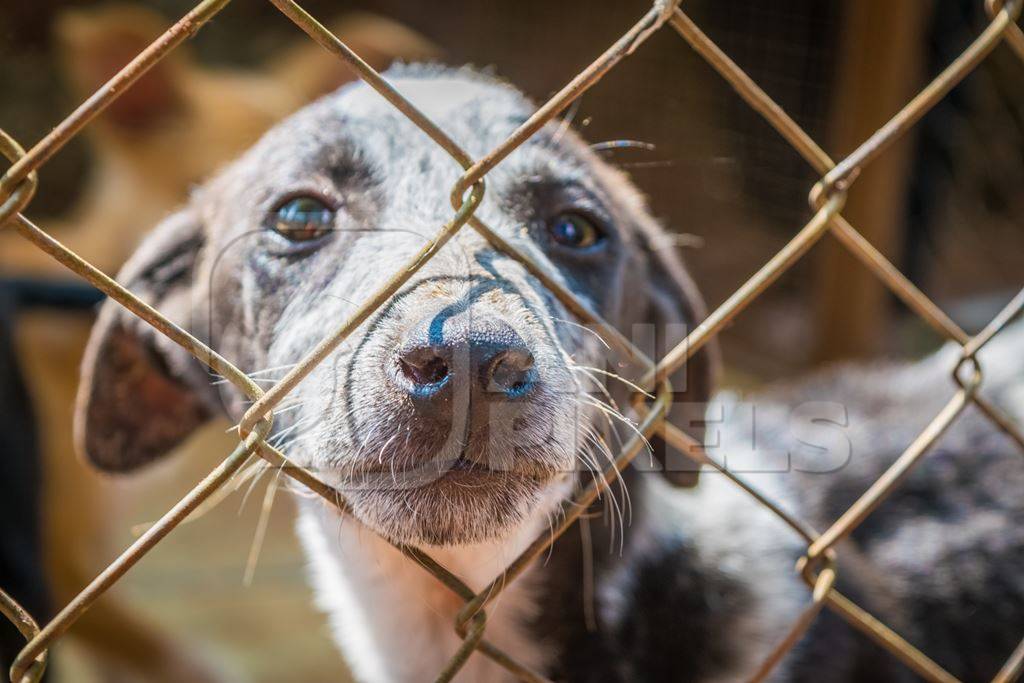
left=726, top=324, right=1024, bottom=682
left=76, top=67, right=1023, bottom=682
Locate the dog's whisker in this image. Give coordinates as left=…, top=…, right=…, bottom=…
left=590, top=430, right=632, bottom=538
left=209, top=364, right=299, bottom=386
left=590, top=139, right=656, bottom=152
left=579, top=426, right=627, bottom=546
left=579, top=395, right=650, bottom=454
left=572, top=364, right=653, bottom=400
left=377, top=433, right=400, bottom=468
left=551, top=97, right=581, bottom=145
left=542, top=506, right=558, bottom=566
left=222, top=400, right=306, bottom=435
left=570, top=364, right=610, bottom=394
left=238, top=460, right=276, bottom=512
left=578, top=412, right=633, bottom=539
left=570, top=366, right=620, bottom=415
left=246, top=363, right=299, bottom=376
left=270, top=402, right=306, bottom=416
left=243, top=464, right=283, bottom=587
left=269, top=416, right=314, bottom=446
left=550, top=316, right=611, bottom=351
left=277, top=432, right=319, bottom=454
left=574, top=441, right=604, bottom=495
left=129, top=452, right=262, bottom=536
left=211, top=376, right=282, bottom=387
left=610, top=159, right=677, bottom=170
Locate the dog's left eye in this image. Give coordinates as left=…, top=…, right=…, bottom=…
left=548, top=212, right=605, bottom=249
left=273, top=196, right=335, bottom=241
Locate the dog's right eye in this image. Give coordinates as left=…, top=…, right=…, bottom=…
left=272, top=196, right=335, bottom=242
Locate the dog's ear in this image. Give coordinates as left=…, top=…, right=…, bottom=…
left=636, top=222, right=718, bottom=487
left=75, top=207, right=217, bottom=472
left=56, top=4, right=186, bottom=131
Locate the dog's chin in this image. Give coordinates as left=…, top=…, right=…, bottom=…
left=340, top=467, right=564, bottom=547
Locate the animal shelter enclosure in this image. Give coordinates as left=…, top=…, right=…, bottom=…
left=2, top=0, right=1024, bottom=681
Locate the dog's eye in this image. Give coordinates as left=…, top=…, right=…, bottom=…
left=273, top=196, right=335, bottom=241
left=549, top=212, right=604, bottom=249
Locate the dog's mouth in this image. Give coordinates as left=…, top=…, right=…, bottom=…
left=334, top=447, right=563, bottom=492
left=449, top=454, right=491, bottom=473
left=312, top=377, right=583, bottom=544
left=326, top=442, right=571, bottom=546
left=328, top=386, right=574, bottom=492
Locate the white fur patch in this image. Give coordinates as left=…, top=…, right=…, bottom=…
left=296, top=480, right=571, bottom=682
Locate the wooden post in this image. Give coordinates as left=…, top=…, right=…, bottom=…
left=814, top=0, right=930, bottom=361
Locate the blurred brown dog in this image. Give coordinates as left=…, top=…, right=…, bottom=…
left=1, top=5, right=436, bottom=681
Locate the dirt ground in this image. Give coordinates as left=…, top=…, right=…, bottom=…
left=49, top=424, right=353, bottom=683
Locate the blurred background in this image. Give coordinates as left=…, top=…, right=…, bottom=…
left=1, top=0, right=1022, bottom=681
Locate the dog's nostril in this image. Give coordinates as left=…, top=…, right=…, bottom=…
left=486, top=349, right=536, bottom=397
left=399, top=347, right=450, bottom=387
left=394, top=314, right=538, bottom=402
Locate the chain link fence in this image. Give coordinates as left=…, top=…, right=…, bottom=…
left=2, top=0, right=1024, bottom=681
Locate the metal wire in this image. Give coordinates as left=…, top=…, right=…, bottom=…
left=2, top=0, right=1023, bottom=681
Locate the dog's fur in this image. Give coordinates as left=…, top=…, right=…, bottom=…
left=75, top=67, right=1024, bottom=682
left=2, top=8, right=436, bottom=681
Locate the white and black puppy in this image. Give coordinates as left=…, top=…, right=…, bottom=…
left=75, top=66, right=1023, bottom=682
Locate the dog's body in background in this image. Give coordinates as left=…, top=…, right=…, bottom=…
left=728, top=328, right=1024, bottom=680
left=301, top=323, right=1024, bottom=683
left=74, top=66, right=1024, bottom=682
left=0, top=7, right=435, bottom=680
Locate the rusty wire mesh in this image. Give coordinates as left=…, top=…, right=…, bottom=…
left=3, top=0, right=1024, bottom=681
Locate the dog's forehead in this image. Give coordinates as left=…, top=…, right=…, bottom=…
left=340, top=72, right=533, bottom=130
left=210, top=67, right=624, bottom=230
left=254, top=69, right=551, bottom=171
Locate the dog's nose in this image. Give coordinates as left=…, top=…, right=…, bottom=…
left=484, top=347, right=535, bottom=397
left=398, top=345, right=451, bottom=388
left=394, top=314, right=537, bottom=402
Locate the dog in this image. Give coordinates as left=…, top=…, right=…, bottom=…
left=73, top=66, right=1024, bottom=682
left=1, top=7, right=436, bottom=681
